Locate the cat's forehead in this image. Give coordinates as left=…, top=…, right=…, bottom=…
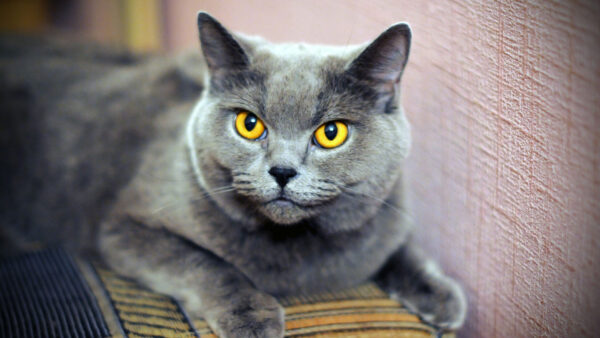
left=251, top=43, right=359, bottom=74
left=247, top=43, right=362, bottom=133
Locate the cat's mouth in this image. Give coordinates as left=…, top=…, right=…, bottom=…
left=263, top=189, right=338, bottom=210
left=266, top=196, right=305, bottom=208
left=258, top=193, right=317, bottom=225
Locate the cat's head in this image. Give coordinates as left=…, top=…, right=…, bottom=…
left=187, top=13, right=412, bottom=232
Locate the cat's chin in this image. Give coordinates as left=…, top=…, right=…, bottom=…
left=259, top=199, right=312, bottom=225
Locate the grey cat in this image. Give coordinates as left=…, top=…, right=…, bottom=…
left=0, top=13, right=466, bottom=337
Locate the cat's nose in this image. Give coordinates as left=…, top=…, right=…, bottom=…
left=268, top=167, right=297, bottom=188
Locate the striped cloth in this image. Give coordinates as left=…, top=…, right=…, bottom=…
left=0, top=249, right=455, bottom=337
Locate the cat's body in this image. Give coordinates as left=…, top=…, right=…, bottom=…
left=1, top=14, right=466, bottom=337
left=0, top=36, right=202, bottom=254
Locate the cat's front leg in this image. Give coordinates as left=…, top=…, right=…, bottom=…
left=99, top=218, right=284, bottom=338
left=374, top=241, right=467, bottom=330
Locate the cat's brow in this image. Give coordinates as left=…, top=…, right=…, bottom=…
left=311, top=104, right=327, bottom=126
left=209, top=70, right=265, bottom=94
left=312, top=109, right=362, bottom=126
left=310, top=72, right=387, bottom=125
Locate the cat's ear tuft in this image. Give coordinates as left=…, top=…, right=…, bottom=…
left=347, top=22, right=411, bottom=85
left=197, top=12, right=249, bottom=73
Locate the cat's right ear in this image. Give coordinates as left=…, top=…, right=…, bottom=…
left=347, top=22, right=411, bottom=87
left=197, top=12, right=249, bottom=73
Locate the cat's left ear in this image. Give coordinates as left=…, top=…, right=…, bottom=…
left=197, top=12, right=249, bottom=74
left=347, top=23, right=411, bottom=86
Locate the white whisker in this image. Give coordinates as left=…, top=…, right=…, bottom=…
left=151, top=185, right=237, bottom=215
left=341, top=185, right=413, bottom=221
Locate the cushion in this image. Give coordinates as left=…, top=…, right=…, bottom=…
left=0, top=248, right=455, bottom=337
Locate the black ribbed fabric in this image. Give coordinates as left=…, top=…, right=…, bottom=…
left=0, top=248, right=110, bottom=337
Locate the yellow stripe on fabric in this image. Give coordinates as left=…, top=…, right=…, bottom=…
left=286, top=307, right=409, bottom=320
left=102, top=276, right=139, bottom=287
left=294, top=328, right=434, bottom=337
left=193, top=324, right=436, bottom=338
left=199, top=334, right=217, bottom=338
left=110, top=293, right=178, bottom=309
left=193, top=320, right=214, bottom=336
left=189, top=310, right=439, bottom=337
left=285, top=313, right=421, bottom=330
left=123, top=322, right=194, bottom=337
left=167, top=331, right=435, bottom=338
left=93, top=265, right=199, bottom=335
left=285, top=299, right=401, bottom=315
left=96, top=268, right=121, bottom=278
left=280, top=284, right=389, bottom=306
left=285, top=321, right=436, bottom=336
left=129, top=332, right=196, bottom=338
left=96, top=269, right=140, bottom=287
left=119, top=313, right=191, bottom=331
left=106, top=284, right=171, bottom=300
left=192, top=320, right=209, bottom=329
left=116, top=304, right=185, bottom=320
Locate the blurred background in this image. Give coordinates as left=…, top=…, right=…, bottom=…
left=1, top=0, right=599, bottom=337
left=0, top=0, right=396, bottom=52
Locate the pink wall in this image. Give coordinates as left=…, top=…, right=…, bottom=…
left=161, top=1, right=600, bottom=337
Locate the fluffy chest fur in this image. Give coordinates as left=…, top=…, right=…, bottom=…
left=192, top=181, right=410, bottom=296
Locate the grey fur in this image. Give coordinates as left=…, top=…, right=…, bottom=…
left=0, top=13, right=466, bottom=337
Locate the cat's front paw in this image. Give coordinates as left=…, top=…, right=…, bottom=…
left=398, top=275, right=466, bottom=330
left=214, top=291, right=284, bottom=338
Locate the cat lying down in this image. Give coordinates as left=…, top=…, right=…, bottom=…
left=1, top=12, right=466, bottom=337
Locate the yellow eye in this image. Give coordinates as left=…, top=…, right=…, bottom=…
left=235, top=111, right=266, bottom=140
left=314, top=121, right=348, bottom=149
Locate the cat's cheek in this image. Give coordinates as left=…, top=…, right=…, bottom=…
left=214, top=117, right=267, bottom=169
left=309, top=139, right=370, bottom=184
left=229, top=143, right=267, bottom=171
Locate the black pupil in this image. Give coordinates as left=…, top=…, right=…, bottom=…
left=324, top=123, right=337, bottom=140
left=244, top=114, right=257, bottom=131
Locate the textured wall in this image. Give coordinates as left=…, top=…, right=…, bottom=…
left=169, top=1, right=600, bottom=336
left=394, top=1, right=600, bottom=337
